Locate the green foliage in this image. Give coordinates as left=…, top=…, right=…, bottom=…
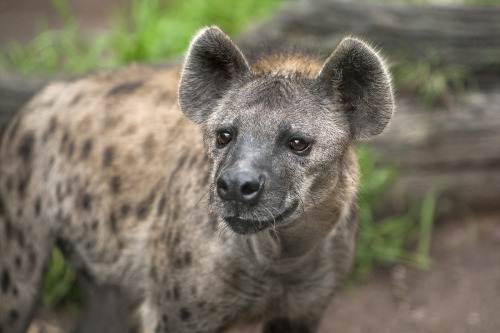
left=351, top=146, right=435, bottom=279
left=393, top=59, right=471, bottom=106
left=42, top=247, right=82, bottom=308
left=0, top=0, right=111, bottom=75
left=0, top=0, right=285, bottom=74
left=109, top=0, right=285, bottom=64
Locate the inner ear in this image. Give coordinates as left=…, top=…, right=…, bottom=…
left=178, top=26, right=250, bottom=124
left=317, top=37, right=394, bottom=140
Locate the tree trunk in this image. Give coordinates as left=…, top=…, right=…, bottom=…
left=370, top=90, right=500, bottom=209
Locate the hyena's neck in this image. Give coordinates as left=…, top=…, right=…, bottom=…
left=241, top=205, right=345, bottom=267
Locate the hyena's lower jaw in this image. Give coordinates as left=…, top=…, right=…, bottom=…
left=222, top=200, right=300, bottom=235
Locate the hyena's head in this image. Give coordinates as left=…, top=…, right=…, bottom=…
left=179, top=27, right=393, bottom=235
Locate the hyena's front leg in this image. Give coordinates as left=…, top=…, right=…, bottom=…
left=0, top=200, right=55, bottom=333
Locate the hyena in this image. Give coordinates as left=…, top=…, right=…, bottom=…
left=0, top=27, right=393, bottom=333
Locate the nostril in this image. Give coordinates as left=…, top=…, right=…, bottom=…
left=241, top=181, right=260, bottom=196
left=216, top=176, right=229, bottom=199
left=217, top=177, right=228, bottom=190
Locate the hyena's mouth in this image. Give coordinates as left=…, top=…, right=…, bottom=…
left=223, top=200, right=299, bottom=235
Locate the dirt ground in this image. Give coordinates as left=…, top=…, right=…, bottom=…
left=2, top=1, right=500, bottom=332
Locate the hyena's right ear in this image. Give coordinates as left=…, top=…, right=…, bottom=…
left=178, top=26, right=250, bottom=124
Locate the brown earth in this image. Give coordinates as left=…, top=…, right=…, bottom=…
left=2, top=1, right=499, bottom=332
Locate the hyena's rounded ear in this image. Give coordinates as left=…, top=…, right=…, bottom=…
left=317, top=37, right=394, bottom=140
left=178, top=26, right=250, bottom=124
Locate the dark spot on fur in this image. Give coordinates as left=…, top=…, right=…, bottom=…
left=42, top=117, right=58, bottom=142
left=110, top=212, right=117, bottom=232
left=184, top=252, right=192, bottom=266
left=188, top=155, right=198, bottom=168
left=167, top=155, right=188, bottom=191
left=120, top=203, right=131, bottom=216
left=56, top=183, right=64, bottom=202
left=29, top=251, right=36, bottom=267
left=136, top=191, right=156, bottom=220
left=10, top=309, right=19, bottom=321
left=1, top=269, right=10, bottom=293
left=66, top=182, right=73, bottom=196
left=173, top=232, right=181, bottom=246
left=13, top=287, right=18, bottom=296
left=15, top=257, right=21, bottom=269
left=82, top=194, right=92, bottom=211
left=7, top=116, right=21, bottom=142
left=18, top=132, right=35, bottom=162
left=0, top=195, right=4, bottom=216
left=173, top=285, right=180, bottom=301
left=201, top=172, right=210, bottom=187
left=197, top=301, right=206, bottom=308
left=5, top=219, right=12, bottom=239
left=81, top=139, right=92, bottom=160
left=17, top=231, right=24, bottom=248
left=111, top=176, right=121, bottom=193
left=60, top=132, right=69, bottom=153
left=86, top=240, right=95, bottom=249
left=174, top=257, right=182, bottom=269
left=107, top=80, right=144, bottom=97
left=172, top=209, right=179, bottom=222
left=6, top=177, right=13, bottom=192
left=70, top=93, right=82, bottom=106
left=49, top=117, right=57, bottom=132
left=34, top=197, right=41, bottom=216
left=157, top=194, right=166, bottom=216
left=91, top=220, right=99, bottom=231
left=165, top=290, right=172, bottom=300
left=67, top=141, right=75, bottom=158
left=143, top=134, right=156, bottom=162
left=103, top=146, right=114, bottom=167
left=18, top=175, right=30, bottom=198
left=179, top=307, right=191, bottom=321
left=162, top=314, right=168, bottom=323
left=150, top=265, right=157, bottom=280
left=154, top=324, right=161, bottom=333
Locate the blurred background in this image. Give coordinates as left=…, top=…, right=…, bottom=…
left=0, top=0, right=499, bottom=332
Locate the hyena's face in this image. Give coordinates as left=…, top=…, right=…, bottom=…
left=202, top=77, right=350, bottom=234
left=179, top=27, right=394, bottom=234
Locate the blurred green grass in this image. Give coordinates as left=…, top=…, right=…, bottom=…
left=0, top=0, right=285, bottom=75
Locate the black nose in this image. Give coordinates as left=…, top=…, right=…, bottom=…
left=217, top=169, right=264, bottom=204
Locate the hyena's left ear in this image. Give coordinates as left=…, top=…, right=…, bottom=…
left=179, top=26, right=250, bottom=124
left=317, top=37, right=394, bottom=140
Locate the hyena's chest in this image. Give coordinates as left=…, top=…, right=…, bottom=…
left=151, top=238, right=333, bottom=330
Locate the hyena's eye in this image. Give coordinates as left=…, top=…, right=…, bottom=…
left=216, top=131, right=232, bottom=147
left=288, top=138, right=309, bottom=153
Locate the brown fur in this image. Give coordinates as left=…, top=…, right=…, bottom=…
left=0, top=27, right=393, bottom=333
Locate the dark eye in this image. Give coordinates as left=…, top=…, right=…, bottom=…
left=217, top=131, right=232, bottom=146
left=288, top=138, right=309, bottom=152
